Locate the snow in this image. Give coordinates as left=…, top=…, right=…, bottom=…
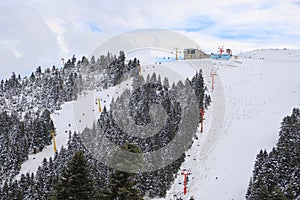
left=187, top=59, right=225, bottom=159
left=154, top=49, right=300, bottom=200
left=15, top=48, right=300, bottom=200
left=15, top=102, right=77, bottom=179
left=15, top=75, right=135, bottom=179
left=240, top=48, right=300, bottom=62
left=127, top=49, right=194, bottom=83
left=72, top=80, right=132, bottom=131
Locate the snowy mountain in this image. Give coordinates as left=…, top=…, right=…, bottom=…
left=0, top=48, right=299, bottom=199
left=154, top=49, right=300, bottom=200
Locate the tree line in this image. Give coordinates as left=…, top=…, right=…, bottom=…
left=246, top=108, right=300, bottom=200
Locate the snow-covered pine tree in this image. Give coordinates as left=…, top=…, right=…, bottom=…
left=246, top=108, right=300, bottom=199
left=56, top=151, right=95, bottom=200
left=106, top=143, right=143, bottom=200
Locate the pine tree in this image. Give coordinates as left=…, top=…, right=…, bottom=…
left=246, top=108, right=300, bottom=199
left=132, top=71, right=145, bottom=90
left=56, top=151, right=94, bottom=200
left=190, top=70, right=205, bottom=108
left=107, top=143, right=143, bottom=200
left=157, top=75, right=162, bottom=85
left=150, top=73, right=157, bottom=83
left=270, top=188, right=287, bottom=200
left=246, top=178, right=253, bottom=200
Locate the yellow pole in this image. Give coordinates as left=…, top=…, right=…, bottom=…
left=98, top=98, right=102, bottom=112
left=51, top=132, right=57, bottom=153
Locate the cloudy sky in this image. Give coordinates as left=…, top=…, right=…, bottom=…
left=1, top=0, right=300, bottom=79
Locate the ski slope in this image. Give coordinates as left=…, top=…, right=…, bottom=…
left=16, top=86, right=120, bottom=179
left=15, top=49, right=300, bottom=200
left=15, top=48, right=218, bottom=181
left=155, top=49, right=300, bottom=200
left=15, top=102, right=77, bottom=179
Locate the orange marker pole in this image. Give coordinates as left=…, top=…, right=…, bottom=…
left=181, top=170, right=190, bottom=195
left=184, top=174, right=187, bottom=195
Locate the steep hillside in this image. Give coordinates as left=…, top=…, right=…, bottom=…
left=156, top=49, right=300, bottom=199
left=0, top=49, right=299, bottom=200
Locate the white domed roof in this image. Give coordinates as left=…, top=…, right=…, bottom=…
left=90, top=28, right=203, bottom=57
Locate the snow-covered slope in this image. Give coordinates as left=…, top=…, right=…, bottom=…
left=15, top=102, right=77, bottom=179
left=16, top=49, right=300, bottom=200
left=155, top=49, right=300, bottom=200
left=16, top=86, right=118, bottom=179
left=240, top=49, right=300, bottom=62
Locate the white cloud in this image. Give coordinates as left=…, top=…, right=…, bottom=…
left=0, top=39, right=23, bottom=58
left=44, top=17, right=69, bottom=54
left=0, top=0, right=299, bottom=79
left=11, top=49, right=23, bottom=59
left=0, top=3, right=61, bottom=79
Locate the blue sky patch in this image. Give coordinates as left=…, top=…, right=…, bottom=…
left=293, top=0, right=300, bottom=6
left=259, top=2, right=274, bottom=10
left=88, top=22, right=102, bottom=32
left=179, top=16, right=215, bottom=32
left=216, top=28, right=270, bottom=41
